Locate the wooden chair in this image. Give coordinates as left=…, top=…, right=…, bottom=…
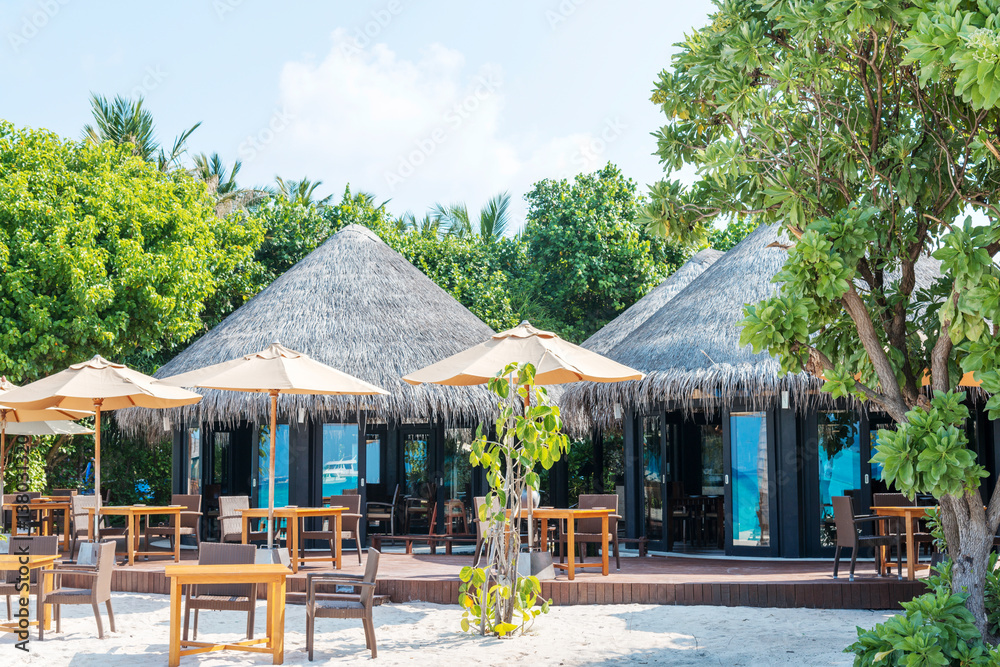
left=443, top=499, right=469, bottom=535
left=1, top=535, right=58, bottom=620
left=219, top=495, right=256, bottom=544
left=304, top=494, right=363, bottom=565
left=306, top=548, right=381, bottom=661
left=183, top=542, right=257, bottom=641
left=832, top=495, right=903, bottom=582
left=39, top=540, right=117, bottom=639
left=2, top=492, right=41, bottom=533
left=366, top=484, right=400, bottom=536
left=557, top=494, right=621, bottom=570
left=144, top=494, right=202, bottom=552
left=69, top=495, right=126, bottom=559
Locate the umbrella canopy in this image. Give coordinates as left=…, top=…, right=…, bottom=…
left=402, top=321, right=645, bottom=387
left=0, top=377, right=93, bottom=495
left=158, top=342, right=388, bottom=549
left=4, top=421, right=94, bottom=436
left=0, top=356, right=202, bottom=536
left=158, top=342, right=389, bottom=395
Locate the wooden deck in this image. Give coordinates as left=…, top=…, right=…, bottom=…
left=52, top=545, right=926, bottom=611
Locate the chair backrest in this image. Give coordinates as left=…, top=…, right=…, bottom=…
left=873, top=492, right=912, bottom=508
left=391, top=484, right=401, bottom=506
left=341, top=489, right=359, bottom=495
left=219, top=495, right=249, bottom=538
left=172, top=494, right=202, bottom=529
left=831, top=495, right=858, bottom=548
left=5, top=536, right=59, bottom=583
left=197, top=542, right=257, bottom=597
left=473, top=496, right=500, bottom=540
left=340, top=494, right=362, bottom=515
left=93, top=540, right=116, bottom=602
left=50, top=488, right=77, bottom=497
left=71, top=495, right=97, bottom=533
left=578, top=494, right=619, bottom=534
left=360, top=548, right=380, bottom=607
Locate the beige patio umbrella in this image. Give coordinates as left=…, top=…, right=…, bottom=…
left=158, top=342, right=388, bottom=549
left=403, top=320, right=644, bottom=393
left=403, top=321, right=644, bottom=549
left=0, top=377, right=92, bottom=495
left=0, top=357, right=202, bottom=536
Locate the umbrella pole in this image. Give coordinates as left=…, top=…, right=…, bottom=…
left=268, top=390, right=278, bottom=550
left=1, top=416, right=6, bottom=498
left=524, top=385, right=534, bottom=552
left=93, top=399, right=103, bottom=542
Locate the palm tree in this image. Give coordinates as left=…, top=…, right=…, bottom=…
left=82, top=93, right=200, bottom=172
left=190, top=153, right=269, bottom=218
left=398, top=211, right=443, bottom=236
left=432, top=192, right=511, bottom=242
left=272, top=177, right=333, bottom=207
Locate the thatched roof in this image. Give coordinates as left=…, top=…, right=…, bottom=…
left=116, top=224, right=497, bottom=436
left=582, top=249, right=723, bottom=356
left=562, top=223, right=943, bottom=429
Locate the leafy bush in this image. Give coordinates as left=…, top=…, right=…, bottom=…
left=845, top=587, right=1000, bottom=666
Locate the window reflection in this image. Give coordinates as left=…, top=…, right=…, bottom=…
left=322, top=424, right=359, bottom=496
left=257, top=424, right=289, bottom=508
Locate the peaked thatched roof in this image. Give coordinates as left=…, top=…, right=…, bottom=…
left=582, top=249, right=724, bottom=356
left=117, top=224, right=497, bottom=436
left=562, top=223, right=943, bottom=430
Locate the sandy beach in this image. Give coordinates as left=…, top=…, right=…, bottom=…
left=1, top=594, right=890, bottom=666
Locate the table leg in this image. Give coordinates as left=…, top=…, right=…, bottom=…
left=272, top=579, right=285, bottom=665
left=566, top=518, right=575, bottom=581
left=601, top=514, right=609, bottom=576
left=87, top=509, right=94, bottom=542
left=906, top=514, right=916, bottom=581
left=41, top=562, right=52, bottom=630
left=289, top=517, right=299, bottom=574
left=335, top=513, right=342, bottom=570
left=265, top=580, right=274, bottom=645
left=169, top=577, right=182, bottom=667
left=63, top=507, right=70, bottom=552
left=127, top=513, right=136, bottom=566
left=173, top=511, right=181, bottom=563
left=242, top=515, right=248, bottom=544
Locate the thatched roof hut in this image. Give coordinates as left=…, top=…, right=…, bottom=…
left=562, top=223, right=942, bottom=428
left=117, top=224, right=497, bottom=436
left=582, top=249, right=723, bottom=356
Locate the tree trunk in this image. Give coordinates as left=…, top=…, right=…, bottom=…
left=941, top=491, right=996, bottom=644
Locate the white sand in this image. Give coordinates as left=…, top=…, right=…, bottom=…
left=1, top=594, right=891, bottom=666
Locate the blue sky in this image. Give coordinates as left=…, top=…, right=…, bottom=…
left=2, top=0, right=716, bottom=226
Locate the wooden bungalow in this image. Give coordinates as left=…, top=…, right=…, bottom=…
left=560, top=223, right=978, bottom=558
left=117, top=224, right=497, bottom=539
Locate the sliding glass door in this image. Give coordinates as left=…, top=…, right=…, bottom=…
left=724, top=411, right=778, bottom=556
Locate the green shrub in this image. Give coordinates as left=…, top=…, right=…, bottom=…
left=845, top=587, right=1000, bottom=665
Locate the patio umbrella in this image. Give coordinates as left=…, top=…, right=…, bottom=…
left=0, top=377, right=92, bottom=495
left=4, top=421, right=94, bottom=436
left=403, top=321, right=644, bottom=548
left=158, top=342, right=388, bottom=549
left=0, top=357, right=202, bottom=536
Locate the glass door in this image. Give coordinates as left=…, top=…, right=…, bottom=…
left=641, top=414, right=668, bottom=551
left=724, top=411, right=777, bottom=555
left=321, top=424, right=359, bottom=498
left=401, top=427, right=434, bottom=533
left=257, top=424, right=290, bottom=509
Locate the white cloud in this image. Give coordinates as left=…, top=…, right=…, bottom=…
left=237, top=30, right=617, bottom=227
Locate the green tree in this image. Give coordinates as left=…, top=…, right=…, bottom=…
left=190, top=153, right=269, bottom=218
left=644, top=0, right=1000, bottom=639
left=82, top=93, right=200, bottom=172
left=523, top=163, right=685, bottom=342
left=432, top=192, right=513, bottom=242
left=0, top=121, right=262, bottom=380
left=271, top=176, right=332, bottom=207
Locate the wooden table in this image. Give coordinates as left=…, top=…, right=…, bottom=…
left=527, top=507, right=612, bottom=580
left=87, top=505, right=182, bottom=566
left=3, top=500, right=72, bottom=550
left=238, top=506, right=347, bottom=574
left=0, top=554, right=57, bottom=634
left=165, top=563, right=288, bottom=666
left=871, top=505, right=932, bottom=581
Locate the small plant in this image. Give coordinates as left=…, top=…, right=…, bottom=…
left=458, top=362, right=566, bottom=637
